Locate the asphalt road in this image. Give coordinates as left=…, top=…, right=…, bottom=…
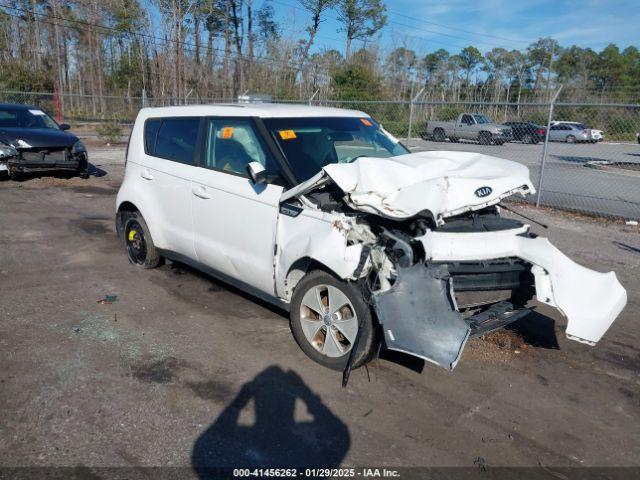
left=409, top=139, right=640, bottom=220
left=0, top=152, right=639, bottom=476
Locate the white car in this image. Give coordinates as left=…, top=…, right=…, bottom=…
left=116, top=104, right=627, bottom=375
left=551, top=121, right=604, bottom=142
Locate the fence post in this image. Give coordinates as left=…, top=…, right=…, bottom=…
left=536, top=85, right=563, bottom=207
left=308, top=89, right=319, bottom=105
left=407, top=86, right=426, bottom=145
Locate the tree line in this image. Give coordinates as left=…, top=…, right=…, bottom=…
left=0, top=0, right=639, bottom=115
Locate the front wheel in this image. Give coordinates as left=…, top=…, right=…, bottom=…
left=479, top=132, right=492, bottom=145
left=566, top=135, right=576, bottom=143
left=289, top=271, right=379, bottom=371
left=77, top=156, right=89, bottom=179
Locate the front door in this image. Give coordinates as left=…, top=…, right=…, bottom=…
left=192, top=117, right=284, bottom=295
left=458, top=114, right=475, bottom=139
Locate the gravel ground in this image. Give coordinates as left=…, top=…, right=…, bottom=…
left=0, top=152, right=639, bottom=476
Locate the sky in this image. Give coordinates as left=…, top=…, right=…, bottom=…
left=264, top=0, right=639, bottom=57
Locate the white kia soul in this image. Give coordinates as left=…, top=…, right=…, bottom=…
left=116, top=103, right=626, bottom=374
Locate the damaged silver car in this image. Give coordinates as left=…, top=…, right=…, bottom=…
left=116, top=104, right=627, bottom=376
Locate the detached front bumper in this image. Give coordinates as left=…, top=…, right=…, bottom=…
left=418, top=226, right=627, bottom=345
left=373, top=226, right=626, bottom=370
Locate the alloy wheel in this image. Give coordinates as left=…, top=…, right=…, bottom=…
left=299, top=284, right=358, bottom=358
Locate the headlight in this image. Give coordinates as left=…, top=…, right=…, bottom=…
left=0, top=144, right=18, bottom=159
left=71, top=140, right=86, bottom=154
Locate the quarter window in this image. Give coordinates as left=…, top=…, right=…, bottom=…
left=144, top=118, right=161, bottom=155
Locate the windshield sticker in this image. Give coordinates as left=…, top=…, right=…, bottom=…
left=278, top=130, right=297, bottom=140
left=360, top=118, right=373, bottom=126
left=221, top=127, right=234, bottom=139
left=28, top=109, right=46, bottom=116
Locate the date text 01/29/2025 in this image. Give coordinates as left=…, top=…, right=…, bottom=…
left=232, top=468, right=401, bottom=478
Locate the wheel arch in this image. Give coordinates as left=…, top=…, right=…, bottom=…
left=282, top=256, right=346, bottom=302
left=115, top=197, right=167, bottom=249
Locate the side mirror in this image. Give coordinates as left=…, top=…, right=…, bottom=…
left=59, top=123, right=71, bottom=131
left=246, top=161, right=267, bottom=185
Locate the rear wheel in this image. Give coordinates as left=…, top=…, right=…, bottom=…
left=289, top=270, right=378, bottom=371
left=433, top=128, right=446, bottom=142
left=566, top=135, right=576, bottom=143
left=522, top=134, right=533, bottom=144
left=123, top=212, right=162, bottom=269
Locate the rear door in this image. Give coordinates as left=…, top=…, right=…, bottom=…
left=191, top=117, right=284, bottom=295
left=142, top=116, right=201, bottom=258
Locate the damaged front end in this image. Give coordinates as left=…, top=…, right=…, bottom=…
left=363, top=211, right=539, bottom=370
left=0, top=141, right=87, bottom=177
left=281, top=151, right=627, bottom=371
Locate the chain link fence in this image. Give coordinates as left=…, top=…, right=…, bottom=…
left=1, top=90, right=639, bottom=220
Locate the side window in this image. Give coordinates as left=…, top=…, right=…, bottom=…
left=154, top=117, right=200, bottom=164
left=144, top=118, right=162, bottom=155
left=551, top=125, right=560, bottom=131
left=461, top=115, right=473, bottom=125
left=205, top=119, right=278, bottom=177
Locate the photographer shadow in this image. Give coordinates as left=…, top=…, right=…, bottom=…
left=192, top=366, right=350, bottom=477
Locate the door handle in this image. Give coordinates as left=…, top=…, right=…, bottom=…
left=192, top=186, right=212, bottom=199
left=140, top=169, right=154, bottom=180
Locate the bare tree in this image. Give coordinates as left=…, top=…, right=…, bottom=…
left=336, top=0, right=386, bottom=60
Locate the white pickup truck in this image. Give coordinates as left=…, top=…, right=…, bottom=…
left=424, top=113, right=513, bottom=145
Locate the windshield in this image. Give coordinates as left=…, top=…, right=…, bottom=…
left=473, top=114, right=492, bottom=124
left=264, top=117, right=409, bottom=182
left=0, top=108, right=60, bottom=129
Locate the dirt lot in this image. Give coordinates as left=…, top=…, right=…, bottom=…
left=0, top=149, right=639, bottom=475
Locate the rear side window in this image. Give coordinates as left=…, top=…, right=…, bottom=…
left=144, top=117, right=200, bottom=164
left=144, top=118, right=161, bottom=154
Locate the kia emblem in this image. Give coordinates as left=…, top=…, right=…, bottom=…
left=474, top=186, right=493, bottom=198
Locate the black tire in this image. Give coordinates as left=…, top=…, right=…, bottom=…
left=289, top=270, right=378, bottom=371
left=122, top=212, right=162, bottom=269
left=77, top=156, right=89, bottom=179
left=449, top=136, right=459, bottom=143
left=522, top=134, right=533, bottom=144
left=479, top=131, right=492, bottom=145
left=566, top=135, right=576, bottom=143
left=433, top=128, right=446, bottom=142
left=495, top=140, right=505, bottom=146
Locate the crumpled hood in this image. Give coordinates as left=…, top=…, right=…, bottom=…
left=285, top=151, right=535, bottom=222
